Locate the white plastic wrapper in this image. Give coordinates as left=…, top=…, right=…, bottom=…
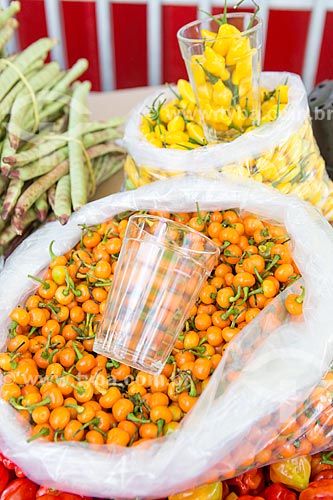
left=124, top=73, right=307, bottom=172
left=123, top=72, right=333, bottom=221
left=1, top=175, right=333, bottom=499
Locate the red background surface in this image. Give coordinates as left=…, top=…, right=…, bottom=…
left=16, top=1, right=333, bottom=90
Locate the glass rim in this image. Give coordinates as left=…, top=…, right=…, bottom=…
left=177, top=13, right=263, bottom=44
left=128, top=214, right=220, bottom=257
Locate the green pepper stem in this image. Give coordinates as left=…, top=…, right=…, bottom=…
left=276, top=89, right=281, bottom=119
left=195, top=201, right=203, bottom=225
left=106, top=359, right=120, bottom=369
left=157, top=418, right=165, bottom=437
left=9, top=321, right=18, bottom=338
left=49, top=240, right=57, bottom=261
left=72, top=341, right=83, bottom=361
left=74, top=417, right=100, bottom=437
left=248, top=287, right=263, bottom=297
left=264, top=254, right=281, bottom=273
left=127, top=413, right=150, bottom=424
left=253, top=266, right=263, bottom=284
left=296, top=286, right=306, bottom=304
left=38, top=302, right=60, bottom=316
left=68, top=383, right=85, bottom=395
left=28, top=274, right=50, bottom=290
left=237, top=286, right=249, bottom=306
left=10, top=396, right=51, bottom=413
left=27, top=426, right=50, bottom=443
left=189, top=377, right=197, bottom=397
left=222, top=305, right=238, bottom=321
left=92, top=425, right=108, bottom=439
left=229, top=284, right=241, bottom=303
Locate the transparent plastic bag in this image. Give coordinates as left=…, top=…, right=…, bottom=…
left=123, top=72, right=333, bottom=222
left=1, top=175, right=333, bottom=499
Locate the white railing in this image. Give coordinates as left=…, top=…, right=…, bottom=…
left=1, top=0, right=333, bottom=91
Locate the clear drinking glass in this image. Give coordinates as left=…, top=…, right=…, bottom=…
left=177, top=13, right=262, bottom=142
left=94, top=215, right=220, bottom=375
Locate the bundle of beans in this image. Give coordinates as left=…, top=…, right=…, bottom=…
left=0, top=2, right=126, bottom=257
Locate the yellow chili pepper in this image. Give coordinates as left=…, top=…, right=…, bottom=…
left=160, top=102, right=179, bottom=123
left=202, top=103, right=232, bottom=126
left=232, top=56, right=253, bottom=85
left=270, top=456, right=311, bottom=492
left=212, top=80, right=232, bottom=108
left=139, top=114, right=155, bottom=135
left=168, top=115, right=186, bottom=133
left=197, top=82, right=213, bottom=102
left=163, top=421, right=179, bottom=435
left=229, top=104, right=245, bottom=130
left=256, top=157, right=277, bottom=181
left=225, top=494, right=238, bottom=500
left=191, top=61, right=206, bottom=87
left=261, top=99, right=275, bottom=115
left=226, top=37, right=251, bottom=66
left=148, top=137, right=163, bottom=148
left=204, top=46, right=229, bottom=80
left=186, top=121, right=206, bottom=144
left=169, top=481, right=223, bottom=500
left=200, top=28, right=217, bottom=48
left=165, top=130, right=189, bottom=145
left=124, top=155, right=141, bottom=189
left=154, top=123, right=167, bottom=140
left=214, top=23, right=241, bottom=57
left=178, top=79, right=196, bottom=104
left=276, top=84, right=289, bottom=104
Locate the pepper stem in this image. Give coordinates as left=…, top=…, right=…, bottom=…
left=254, top=266, right=263, bottom=284
left=296, top=286, right=306, bottom=304
left=229, top=284, right=241, bottom=303
left=157, top=418, right=165, bottom=437
left=49, top=240, right=57, bottom=261
left=27, top=426, right=50, bottom=443
left=64, top=403, right=85, bottom=415
left=195, top=201, right=203, bottom=225
left=127, top=413, right=150, bottom=424
left=72, top=341, right=83, bottom=361
left=74, top=417, right=100, bottom=438
left=264, top=254, right=280, bottom=273
left=28, top=274, right=50, bottom=290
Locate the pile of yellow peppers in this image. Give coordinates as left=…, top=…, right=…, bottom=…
left=139, top=79, right=288, bottom=150
left=126, top=78, right=333, bottom=222
left=187, top=20, right=261, bottom=140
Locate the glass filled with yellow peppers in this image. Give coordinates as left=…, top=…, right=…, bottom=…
left=177, top=9, right=262, bottom=142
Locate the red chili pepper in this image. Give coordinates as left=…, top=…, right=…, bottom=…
left=37, top=492, right=92, bottom=500
left=0, top=463, right=10, bottom=494
left=238, top=496, right=265, bottom=500
left=14, top=466, right=25, bottom=478
left=1, top=458, right=16, bottom=471
left=264, top=483, right=297, bottom=500
left=0, top=477, right=39, bottom=500
left=299, top=479, right=333, bottom=499
left=228, top=469, right=265, bottom=495
left=0, top=457, right=25, bottom=478
left=38, top=496, right=60, bottom=500
left=313, top=469, right=333, bottom=482
left=59, top=495, right=92, bottom=500
left=36, top=487, right=60, bottom=497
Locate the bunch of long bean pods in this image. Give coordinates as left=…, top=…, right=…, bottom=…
left=0, top=2, right=126, bottom=257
